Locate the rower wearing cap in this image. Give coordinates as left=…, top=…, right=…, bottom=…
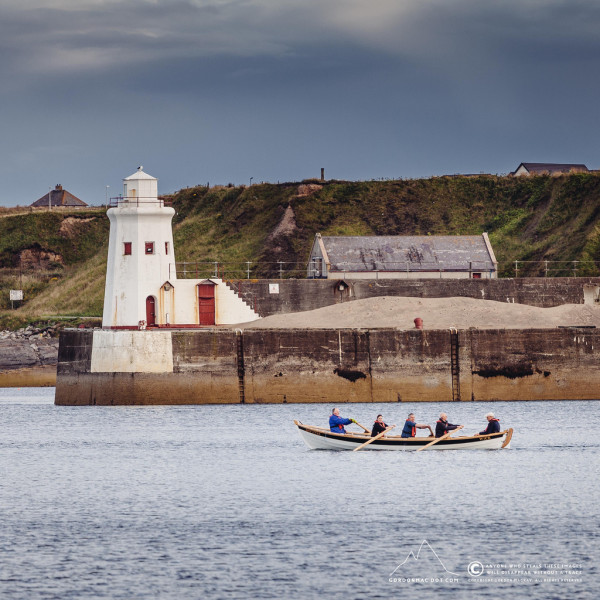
left=479, top=412, right=501, bottom=435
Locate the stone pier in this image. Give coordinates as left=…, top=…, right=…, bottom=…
left=55, top=327, right=600, bottom=405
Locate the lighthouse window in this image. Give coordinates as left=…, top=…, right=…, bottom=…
left=165, top=241, right=169, bottom=255
left=123, top=242, right=132, bottom=255
left=145, top=242, right=155, bottom=255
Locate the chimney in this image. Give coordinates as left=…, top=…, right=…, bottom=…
left=55, top=184, right=63, bottom=191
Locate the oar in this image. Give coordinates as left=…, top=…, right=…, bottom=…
left=354, top=421, right=371, bottom=434
left=352, top=425, right=395, bottom=452
left=415, top=428, right=460, bottom=452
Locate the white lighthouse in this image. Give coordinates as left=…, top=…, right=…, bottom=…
left=102, top=167, right=175, bottom=328
left=102, top=167, right=259, bottom=329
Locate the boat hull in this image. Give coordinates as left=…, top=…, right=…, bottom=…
left=294, top=421, right=512, bottom=451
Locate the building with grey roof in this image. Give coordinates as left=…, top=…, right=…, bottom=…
left=512, top=163, right=588, bottom=176
left=31, top=184, right=88, bottom=208
left=307, top=233, right=498, bottom=280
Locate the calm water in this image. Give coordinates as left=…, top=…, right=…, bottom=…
left=0, top=389, right=597, bottom=600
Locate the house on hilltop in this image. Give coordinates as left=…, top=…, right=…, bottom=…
left=31, top=184, right=88, bottom=208
left=512, top=163, right=588, bottom=176
left=307, top=233, right=498, bottom=280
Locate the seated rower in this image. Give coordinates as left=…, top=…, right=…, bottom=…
left=479, top=412, right=501, bottom=435
left=435, top=413, right=464, bottom=438
left=329, top=407, right=357, bottom=434
left=401, top=413, right=434, bottom=438
left=371, top=414, right=395, bottom=437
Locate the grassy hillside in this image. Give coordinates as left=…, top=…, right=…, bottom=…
left=2, top=173, right=600, bottom=327
left=168, top=174, right=600, bottom=277
left=0, top=207, right=109, bottom=327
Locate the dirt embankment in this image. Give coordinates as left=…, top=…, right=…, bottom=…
left=240, top=296, right=600, bottom=329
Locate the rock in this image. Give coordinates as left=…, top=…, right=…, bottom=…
left=0, top=337, right=59, bottom=370
left=297, top=184, right=322, bottom=197
left=0, top=341, right=40, bottom=369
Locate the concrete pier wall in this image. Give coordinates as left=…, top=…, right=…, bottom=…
left=55, top=327, right=600, bottom=405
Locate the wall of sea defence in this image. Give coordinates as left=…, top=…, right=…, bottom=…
left=227, top=277, right=600, bottom=316
left=0, top=333, right=59, bottom=387
left=54, top=327, right=600, bottom=405
left=5, top=277, right=600, bottom=387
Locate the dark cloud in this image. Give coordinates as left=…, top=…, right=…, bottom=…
left=0, top=0, right=599, bottom=205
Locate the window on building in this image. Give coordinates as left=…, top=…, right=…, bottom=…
left=312, top=258, right=323, bottom=278
left=124, top=242, right=132, bottom=255
left=472, top=272, right=482, bottom=279
left=145, top=242, right=154, bottom=255
left=165, top=241, right=169, bottom=255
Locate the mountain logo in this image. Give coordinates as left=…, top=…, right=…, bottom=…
left=389, top=540, right=462, bottom=578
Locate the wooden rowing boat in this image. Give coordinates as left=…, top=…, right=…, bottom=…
left=294, top=420, right=513, bottom=451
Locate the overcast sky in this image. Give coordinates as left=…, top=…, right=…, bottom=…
left=1, top=0, right=599, bottom=206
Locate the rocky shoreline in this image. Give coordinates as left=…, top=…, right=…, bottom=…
left=0, top=325, right=59, bottom=387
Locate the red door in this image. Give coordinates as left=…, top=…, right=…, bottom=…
left=146, top=296, right=156, bottom=326
left=198, top=283, right=215, bottom=325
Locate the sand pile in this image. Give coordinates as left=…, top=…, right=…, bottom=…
left=240, top=296, right=600, bottom=330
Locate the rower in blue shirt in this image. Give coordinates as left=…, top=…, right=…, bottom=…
left=401, top=412, right=434, bottom=438
left=329, top=407, right=357, bottom=433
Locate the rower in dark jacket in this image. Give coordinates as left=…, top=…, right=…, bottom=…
left=371, top=414, right=395, bottom=437
left=479, top=412, right=501, bottom=435
left=435, top=413, right=464, bottom=438
left=329, top=407, right=356, bottom=433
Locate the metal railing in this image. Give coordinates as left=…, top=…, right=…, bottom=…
left=509, top=260, right=597, bottom=278
left=108, top=196, right=172, bottom=208
left=171, top=261, right=307, bottom=280
left=169, top=259, right=600, bottom=280
left=171, top=260, right=494, bottom=280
